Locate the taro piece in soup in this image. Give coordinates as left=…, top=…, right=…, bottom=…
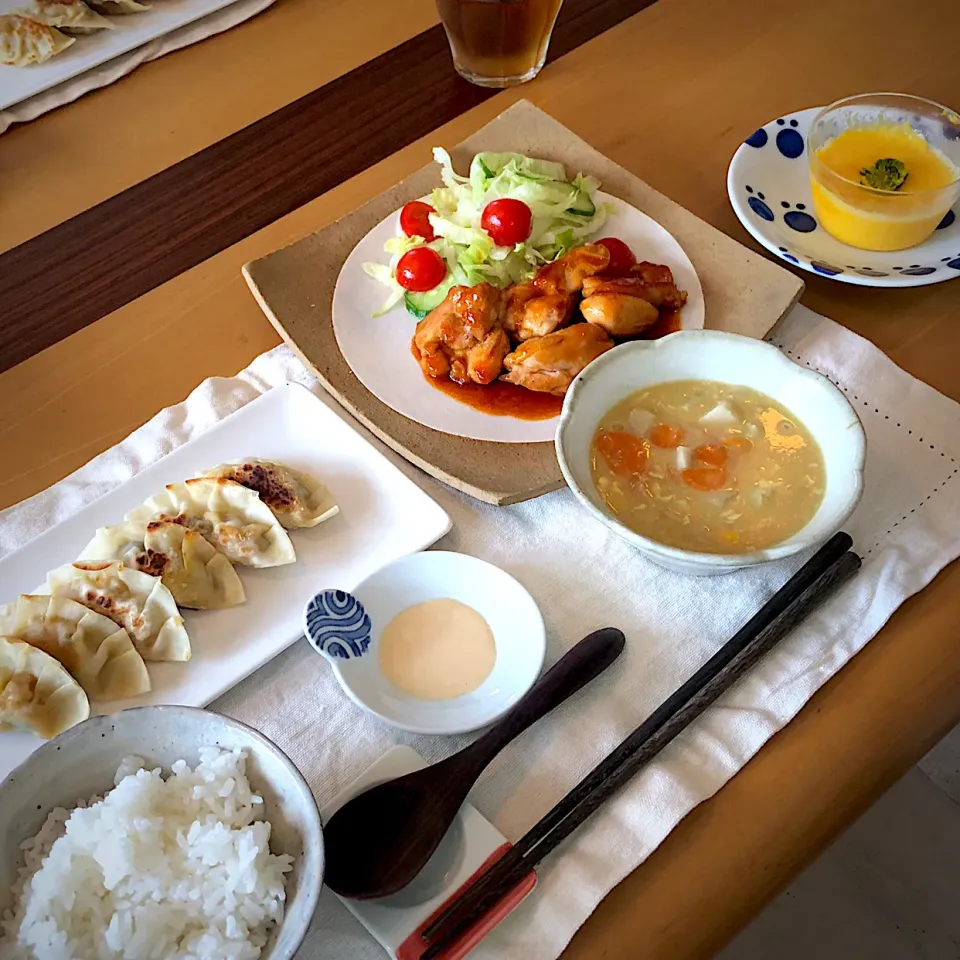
left=590, top=379, right=826, bottom=554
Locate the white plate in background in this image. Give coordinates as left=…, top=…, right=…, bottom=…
left=332, top=192, right=705, bottom=444
left=0, top=0, right=244, bottom=112
left=0, top=383, right=451, bottom=782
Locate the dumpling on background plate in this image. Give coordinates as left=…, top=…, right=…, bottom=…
left=0, top=13, right=74, bottom=65
left=17, top=0, right=113, bottom=33
left=79, top=519, right=246, bottom=610
left=45, top=561, right=191, bottom=662
left=0, top=636, right=89, bottom=739
left=125, top=478, right=296, bottom=568
left=203, top=459, right=339, bottom=530
left=0, top=595, right=150, bottom=701
left=85, top=0, right=148, bottom=13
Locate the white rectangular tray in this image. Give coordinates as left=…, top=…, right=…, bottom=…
left=0, top=383, right=451, bottom=781
left=0, top=0, right=244, bottom=112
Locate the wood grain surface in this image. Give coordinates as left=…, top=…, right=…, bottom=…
left=245, top=101, right=802, bottom=505
left=2, top=0, right=960, bottom=957
left=0, top=0, right=440, bottom=255
left=0, top=0, right=657, bottom=375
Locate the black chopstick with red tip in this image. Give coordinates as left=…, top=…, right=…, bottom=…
left=419, top=533, right=859, bottom=958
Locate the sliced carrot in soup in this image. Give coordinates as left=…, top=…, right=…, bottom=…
left=649, top=424, right=683, bottom=448
left=694, top=443, right=728, bottom=466
left=725, top=437, right=753, bottom=453
left=595, top=430, right=648, bottom=477
left=682, top=466, right=727, bottom=491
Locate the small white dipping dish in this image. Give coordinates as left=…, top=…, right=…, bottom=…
left=0, top=705, right=324, bottom=960
left=556, top=330, right=866, bottom=576
left=302, top=551, right=545, bottom=735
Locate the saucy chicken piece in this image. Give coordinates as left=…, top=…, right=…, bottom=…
left=581, top=267, right=687, bottom=311
left=630, top=261, right=677, bottom=286
left=503, top=244, right=611, bottom=342
left=413, top=283, right=511, bottom=385
left=509, top=292, right=578, bottom=340
left=580, top=258, right=686, bottom=337
left=581, top=293, right=660, bottom=337
left=501, top=323, right=614, bottom=395
left=533, top=243, right=611, bottom=296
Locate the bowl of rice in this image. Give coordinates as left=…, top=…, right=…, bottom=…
left=0, top=705, right=324, bottom=960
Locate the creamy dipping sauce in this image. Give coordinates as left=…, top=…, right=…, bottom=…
left=378, top=598, right=496, bottom=700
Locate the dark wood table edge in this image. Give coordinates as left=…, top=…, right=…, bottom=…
left=0, top=0, right=658, bottom=374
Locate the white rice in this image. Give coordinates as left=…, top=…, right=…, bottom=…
left=0, top=748, right=294, bottom=960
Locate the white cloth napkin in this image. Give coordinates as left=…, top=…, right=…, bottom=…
left=2, top=305, right=958, bottom=959
left=0, top=0, right=275, bottom=135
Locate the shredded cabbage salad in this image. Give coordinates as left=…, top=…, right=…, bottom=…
left=362, top=149, right=610, bottom=316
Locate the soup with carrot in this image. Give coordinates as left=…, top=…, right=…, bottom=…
left=590, top=380, right=826, bottom=553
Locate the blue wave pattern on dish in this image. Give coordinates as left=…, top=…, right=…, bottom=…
left=305, top=590, right=372, bottom=659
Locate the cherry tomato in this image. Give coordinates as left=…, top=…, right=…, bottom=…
left=399, top=201, right=437, bottom=242
left=649, top=424, right=683, bottom=449
left=481, top=198, right=533, bottom=246
left=682, top=466, right=727, bottom=491
left=596, top=237, right=637, bottom=277
left=595, top=430, right=648, bottom=477
left=396, top=247, right=446, bottom=292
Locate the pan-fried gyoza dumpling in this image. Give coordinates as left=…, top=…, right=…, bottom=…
left=45, top=561, right=190, bottom=662
left=0, top=636, right=89, bottom=739
left=125, top=478, right=296, bottom=568
left=0, top=596, right=150, bottom=702
left=203, top=459, right=339, bottom=531
left=79, top=519, right=246, bottom=610
left=85, top=0, right=149, bottom=13
left=0, top=13, right=74, bottom=65
left=18, top=0, right=113, bottom=33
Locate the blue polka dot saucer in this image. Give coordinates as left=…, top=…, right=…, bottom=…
left=727, top=107, right=960, bottom=287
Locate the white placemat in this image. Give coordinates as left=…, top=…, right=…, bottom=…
left=1, top=305, right=958, bottom=959
left=0, top=0, right=275, bottom=135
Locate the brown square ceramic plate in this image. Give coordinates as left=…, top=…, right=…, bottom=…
left=244, top=101, right=803, bottom=505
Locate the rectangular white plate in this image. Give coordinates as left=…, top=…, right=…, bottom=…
left=0, top=0, right=244, bottom=112
left=0, top=383, right=451, bottom=782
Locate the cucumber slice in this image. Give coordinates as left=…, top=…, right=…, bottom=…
left=404, top=275, right=457, bottom=320
left=566, top=192, right=596, bottom=216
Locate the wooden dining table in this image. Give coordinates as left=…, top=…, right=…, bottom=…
left=2, top=0, right=959, bottom=955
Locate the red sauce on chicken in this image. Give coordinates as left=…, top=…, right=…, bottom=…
left=411, top=343, right=563, bottom=420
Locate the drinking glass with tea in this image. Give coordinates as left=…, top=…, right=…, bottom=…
left=436, top=0, right=564, bottom=88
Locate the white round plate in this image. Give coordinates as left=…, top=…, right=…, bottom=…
left=728, top=106, right=960, bottom=287
left=332, top=192, right=705, bottom=443
left=302, top=551, right=546, bottom=735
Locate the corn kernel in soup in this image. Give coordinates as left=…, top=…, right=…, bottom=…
left=590, top=380, right=825, bottom=554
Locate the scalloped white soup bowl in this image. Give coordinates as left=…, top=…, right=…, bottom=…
left=556, top=331, right=866, bottom=576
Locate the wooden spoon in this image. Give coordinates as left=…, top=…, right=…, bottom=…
left=323, top=627, right=625, bottom=900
